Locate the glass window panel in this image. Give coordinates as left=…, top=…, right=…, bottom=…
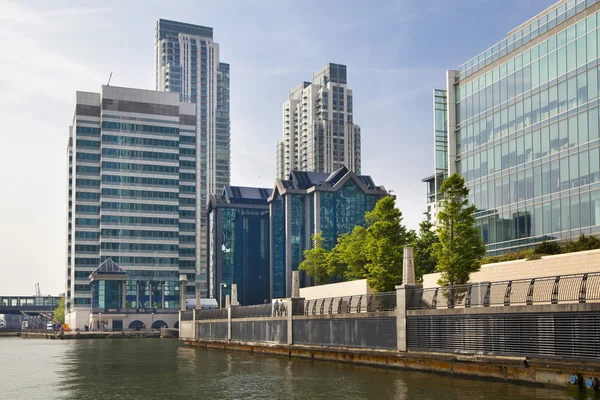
left=589, top=68, right=599, bottom=101
left=540, top=55, right=548, bottom=84
left=570, top=153, right=579, bottom=188
left=558, top=119, right=568, bottom=152
left=579, top=112, right=589, bottom=144
left=562, top=197, right=571, bottom=232
left=557, top=45, right=567, bottom=77
left=558, top=80, right=568, bottom=113
left=532, top=128, right=550, bottom=159
left=541, top=127, right=549, bottom=157
left=590, top=107, right=599, bottom=140
left=568, top=76, right=578, bottom=110
left=534, top=165, right=542, bottom=198
left=577, top=35, right=587, bottom=68
left=524, top=132, right=533, bottom=162
left=588, top=31, right=598, bottom=63
left=540, top=89, right=549, bottom=121
left=510, top=172, right=518, bottom=203
left=568, top=115, right=578, bottom=148
left=581, top=150, right=590, bottom=186
left=548, top=51, right=558, bottom=81
left=549, top=85, right=558, bottom=117
left=590, top=148, right=600, bottom=183
left=552, top=199, right=561, bottom=233
left=531, top=60, right=540, bottom=88
left=581, top=192, right=591, bottom=229
left=526, top=168, right=534, bottom=199
left=592, top=190, right=600, bottom=227
left=578, top=73, right=588, bottom=106
left=551, top=160, right=560, bottom=193
left=560, top=156, right=570, bottom=191
left=543, top=201, right=552, bottom=234
left=509, top=139, right=517, bottom=167
left=571, top=195, right=581, bottom=230
left=534, top=204, right=543, bottom=236
left=495, top=145, right=502, bottom=171
left=567, top=42, right=577, bottom=72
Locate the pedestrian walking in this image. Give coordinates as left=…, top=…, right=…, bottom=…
left=273, top=300, right=280, bottom=317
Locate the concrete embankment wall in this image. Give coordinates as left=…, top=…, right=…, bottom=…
left=183, top=338, right=600, bottom=389
left=423, top=249, right=600, bottom=288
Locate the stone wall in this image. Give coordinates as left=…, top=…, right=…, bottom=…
left=423, top=249, right=600, bottom=288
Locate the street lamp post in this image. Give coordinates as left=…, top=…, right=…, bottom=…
left=219, top=283, right=227, bottom=309
left=151, top=312, right=154, bottom=330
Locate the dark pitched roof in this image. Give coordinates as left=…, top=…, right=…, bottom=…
left=91, top=258, right=127, bottom=275
left=211, top=186, right=272, bottom=207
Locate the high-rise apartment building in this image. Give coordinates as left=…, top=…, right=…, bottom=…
left=65, top=85, right=197, bottom=330
left=155, top=19, right=231, bottom=299
left=276, top=63, right=361, bottom=179
left=427, top=0, right=600, bottom=255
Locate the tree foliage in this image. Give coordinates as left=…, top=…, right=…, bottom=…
left=300, top=196, right=410, bottom=292
left=298, top=233, right=331, bottom=285
left=411, top=221, right=439, bottom=281
left=433, top=173, right=485, bottom=286
left=54, top=297, right=65, bottom=324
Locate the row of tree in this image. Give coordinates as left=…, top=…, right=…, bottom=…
left=299, top=173, right=485, bottom=291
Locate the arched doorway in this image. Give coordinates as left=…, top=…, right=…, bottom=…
left=151, top=320, right=168, bottom=330
left=128, top=320, right=144, bottom=330
left=173, top=321, right=179, bottom=329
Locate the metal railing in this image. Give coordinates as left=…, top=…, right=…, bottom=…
left=408, top=272, right=600, bottom=310
left=195, top=308, right=228, bottom=320
left=231, top=304, right=284, bottom=319
left=294, top=292, right=397, bottom=316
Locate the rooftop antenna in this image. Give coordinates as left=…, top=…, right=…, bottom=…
left=107, top=72, right=113, bottom=86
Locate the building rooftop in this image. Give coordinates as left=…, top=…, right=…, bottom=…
left=90, top=259, right=127, bottom=276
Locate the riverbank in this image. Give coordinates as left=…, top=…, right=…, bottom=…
left=183, top=338, right=600, bottom=391
left=18, top=331, right=162, bottom=339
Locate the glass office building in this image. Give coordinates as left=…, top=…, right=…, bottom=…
left=155, top=20, right=231, bottom=299
left=269, top=167, right=387, bottom=298
left=429, top=0, right=600, bottom=255
left=65, top=85, right=196, bottom=330
left=207, top=186, right=271, bottom=306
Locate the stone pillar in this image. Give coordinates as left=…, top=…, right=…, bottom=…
left=403, top=247, right=415, bottom=285
left=396, top=283, right=422, bottom=352
left=287, top=300, right=293, bottom=345
left=192, top=305, right=197, bottom=339
left=291, top=271, right=300, bottom=298
left=148, top=281, right=153, bottom=309
left=179, top=274, right=188, bottom=312
left=231, top=284, right=239, bottom=306
left=227, top=303, right=232, bottom=341
left=225, top=295, right=230, bottom=308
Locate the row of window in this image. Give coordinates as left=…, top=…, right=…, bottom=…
left=101, top=228, right=179, bottom=239
left=102, top=134, right=179, bottom=149
left=101, top=121, right=179, bottom=136
left=102, top=161, right=178, bottom=175
left=102, top=148, right=179, bottom=161
left=76, top=126, right=100, bottom=136
left=76, top=192, right=100, bottom=201
left=75, top=205, right=100, bottom=214
left=76, top=165, right=100, bottom=175
left=102, top=202, right=179, bottom=214
left=102, top=188, right=179, bottom=200
left=467, top=149, right=600, bottom=211
left=76, top=178, right=100, bottom=188
left=101, top=215, right=179, bottom=226
left=76, top=152, right=100, bottom=162
left=461, top=107, right=600, bottom=181
left=101, top=242, right=179, bottom=252
left=459, top=63, right=600, bottom=155
left=75, top=231, right=100, bottom=240
left=76, top=139, right=100, bottom=149
left=102, top=175, right=179, bottom=188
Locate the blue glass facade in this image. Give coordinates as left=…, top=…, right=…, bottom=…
left=269, top=167, right=387, bottom=298
left=430, top=0, right=600, bottom=255
left=207, top=186, right=271, bottom=305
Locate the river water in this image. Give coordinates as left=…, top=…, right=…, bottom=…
left=0, top=337, right=596, bottom=400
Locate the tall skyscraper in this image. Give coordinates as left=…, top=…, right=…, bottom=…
left=276, top=63, right=361, bottom=179
left=426, top=0, right=600, bottom=256
left=65, top=85, right=197, bottom=330
left=155, top=19, right=231, bottom=299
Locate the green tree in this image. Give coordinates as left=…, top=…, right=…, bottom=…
left=298, top=233, right=331, bottom=285
left=329, top=226, right=368, bottom=281
left=433, top=173, right=485, bottom=286
left=363, top=196, right=410, bottom=292
left=412, top=220, right=439, bottom=281
left=54, top=297, right=65, bottom=324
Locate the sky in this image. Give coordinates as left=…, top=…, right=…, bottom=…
left=0, top=0, right=556, bottom=295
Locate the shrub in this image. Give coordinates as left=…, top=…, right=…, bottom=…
left=533, top=240, right=561, bottom=255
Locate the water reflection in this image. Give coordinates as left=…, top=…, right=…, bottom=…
left=0, top=337, right=599, bottom=400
